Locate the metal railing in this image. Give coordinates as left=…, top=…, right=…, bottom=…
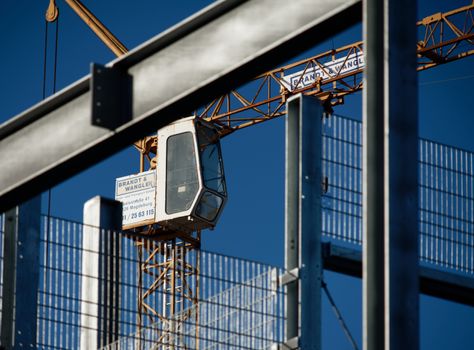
left=38, top=217, right=84, bottom=349
left=103, top=266, right=281, bottom=350
left=419, top=139, right=474, bottom=273
left=34, top=216, right=285, bottom=349
left=322, top=115, right=363, bottom=245
left=322, top=114, right=474, bottom=274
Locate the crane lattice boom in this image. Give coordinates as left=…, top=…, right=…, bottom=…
left=197, top=2, right=474, bottom=136
left=132, top=2, right=474, bottom=165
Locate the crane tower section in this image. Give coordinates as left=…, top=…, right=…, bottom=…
left=115, top=117, right=227, bottom=348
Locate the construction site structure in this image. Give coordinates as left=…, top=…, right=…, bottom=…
left=43, top=0, right=474, bottom=348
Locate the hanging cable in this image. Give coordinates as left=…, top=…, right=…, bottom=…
left=53, top=17, right=59, bottom=94
left=42, top=21, right=49, bottom=100
left=322, top=279, right=360, bottom=350
left=420, top=74, right=474, bottom=86
left=41, top=17, right=53, bottom=337
left=47, top=10, right=60, bottom=226
left=43, top=9, right=60, bottom=221
left=42, top=4, right=60, bottom=312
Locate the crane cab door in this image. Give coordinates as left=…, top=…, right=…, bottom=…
left=155, top=117, right=227, bottom=233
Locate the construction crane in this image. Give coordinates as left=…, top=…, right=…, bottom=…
left=45, top=0, right=474, bottom=348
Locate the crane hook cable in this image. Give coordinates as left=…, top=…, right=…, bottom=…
left=42, top=11, right=60, bottom=220
left=42, top=6, right=61, bottom=303
left=322, top=279, right=360, bottom=350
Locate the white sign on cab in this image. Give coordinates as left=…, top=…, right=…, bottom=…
left=115, top=170, right=156, bottom=229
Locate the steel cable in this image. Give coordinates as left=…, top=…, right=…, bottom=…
left=322, top=279, right=360, bottom=350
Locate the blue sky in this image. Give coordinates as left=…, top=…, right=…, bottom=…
left=0, top=1, right=473, bottom=349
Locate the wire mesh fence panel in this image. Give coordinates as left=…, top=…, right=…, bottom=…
left=322, top=114, right=474, bottom=274
left=28, top=216, right=285, bottom=349
left=194, top=254, right=281, bottom=350
left=37, top=216, right=84, bottom=350
left=419, top=139, right=474, bottom=274
left=120, top=233, right=140, bottom=338
left=101, top=247, right=285, bottom=350
left=322, top=115, right=363, bottom=245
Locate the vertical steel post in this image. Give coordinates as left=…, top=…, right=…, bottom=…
left=1, top=209, right=16, bottom=349
left=384, top=0, right=419, bottom=348
left=80, top=196, right=122, bottom=349
left=285, top=93, right=300, bottom=346
left=285, top=94, right=323, bottom=349
left=0, top=196, right=41, bottom=350
left=362, top=0, right=385, bottom=347
left=363, top=0, right=419, bottom=349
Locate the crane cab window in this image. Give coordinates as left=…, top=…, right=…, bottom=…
left=195, top=191, right=223, bottom=222
left=166, top=132, right=199, bottom=214
left=197, top=125, right=226, bottom=195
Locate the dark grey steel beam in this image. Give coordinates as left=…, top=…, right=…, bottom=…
left=322, top=243, right=474, bottom=307
left=363, top=0, right=419, bottom=349
left=362, top=0, right=385, bottom=347
left=0, top=0, right=361, bottom=212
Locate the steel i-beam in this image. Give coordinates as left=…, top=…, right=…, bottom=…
left=0, top=0, right=361, bottom=213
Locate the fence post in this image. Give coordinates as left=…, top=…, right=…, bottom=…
left=0, top=196, right=41, bottom=350
left=284, top=94, right=323, bottom=349
left=80, top=196, right=122, bottom=349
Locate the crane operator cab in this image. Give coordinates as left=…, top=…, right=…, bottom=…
left=155, top=117, right=227, bottom=233
left=115, top=117, right=227, bottom=234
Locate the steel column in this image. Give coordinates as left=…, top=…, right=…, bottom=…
left=285, top=94, right=323, bottom=349
left=362, top=0, right=384, bottom=347
left=80, top=196, right=122, bottom=349
left=0, top=197, right=41, bottom=350
left=363, top=0, right=419, bottom=349
left=285, top=94, right=299, bottom=345
left=0, top=209, right=16, bottom=349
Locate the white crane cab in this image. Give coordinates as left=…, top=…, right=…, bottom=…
left=155, top=117, right=227, bottom=233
